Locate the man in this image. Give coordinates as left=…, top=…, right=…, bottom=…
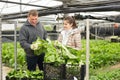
left=19, top=9, right=47, bottom=71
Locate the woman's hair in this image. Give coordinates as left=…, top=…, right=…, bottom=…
left=28, top=9, right=38, bottom=17
left=64, top=16, right=77, bottom=29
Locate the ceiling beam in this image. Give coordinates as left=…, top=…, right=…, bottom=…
left=0, top=0, right=53, bottom=9
left=1, top=4, right=120, bottom=22
left=68, top=1, right=120, bottom=8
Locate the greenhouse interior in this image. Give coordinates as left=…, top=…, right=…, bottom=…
left=1, top=0, right=120, bottom=80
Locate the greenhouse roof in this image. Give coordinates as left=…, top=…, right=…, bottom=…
left=0, top=0, right=120, bottom=21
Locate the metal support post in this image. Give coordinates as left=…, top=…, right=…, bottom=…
left=86, top=19, right=90, bottom=80
left=0, top=17, right=2, bottom=80
left=95, top=24, right=98, bottom=40
left=14, top=21, right=17, bottom=70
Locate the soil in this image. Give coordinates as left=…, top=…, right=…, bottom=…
left=2, top=63, right=120, bottom=80
left=110, top=63, right=120, bottom=70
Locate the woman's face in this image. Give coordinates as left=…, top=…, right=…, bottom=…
left=63, top=20, right=73, bottom=30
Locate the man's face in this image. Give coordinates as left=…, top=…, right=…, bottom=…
left=28, top=15, right=38, bottom=26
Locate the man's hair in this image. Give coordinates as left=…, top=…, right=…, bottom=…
left=28, top=9, right=38, bottom=16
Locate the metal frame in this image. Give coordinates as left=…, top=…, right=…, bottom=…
left=1, top=4, right=120, bottom=21
left=0, top=17, right=2, bottom=80
left=0, top=0, right=53, bottom=9
left=0, top=20, right=18, bottom=80
left=86, top=19, right=90, bottom=80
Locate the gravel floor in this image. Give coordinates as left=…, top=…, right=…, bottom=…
left=2, top=66, right=12, bottom=80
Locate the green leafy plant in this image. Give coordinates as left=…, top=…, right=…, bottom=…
left=7, top=69, right=43, bottom=80
left=31, top=38, right=85, bottom=65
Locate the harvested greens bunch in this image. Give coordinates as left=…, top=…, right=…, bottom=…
left=31, top=37, right=85, bottom=65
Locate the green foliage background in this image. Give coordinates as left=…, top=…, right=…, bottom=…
left=2, top=40, right=120, bottom=80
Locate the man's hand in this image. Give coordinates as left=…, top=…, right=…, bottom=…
left=30, top=43, right=38, bottom=50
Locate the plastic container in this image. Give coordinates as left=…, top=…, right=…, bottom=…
left=44, top=63, right=86, bottom=80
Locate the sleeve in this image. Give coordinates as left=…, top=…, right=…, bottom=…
left=40, top=23, right=47, bottom=40
left=19, top=26, right=31, bottom=49
left=43, top=29, right=47, bottom=40
left=74, top=33, right=82, bottom=50
left=57, top=33, right=63, bottom=43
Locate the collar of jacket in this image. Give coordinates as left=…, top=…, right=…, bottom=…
left=24, top=20, right=39, bottom=26
left=61, top=28, right=81, bottom=35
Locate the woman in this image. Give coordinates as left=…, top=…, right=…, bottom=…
left=57, top=16, right=82, bottom=50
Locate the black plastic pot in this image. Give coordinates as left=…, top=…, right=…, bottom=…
left=44, top=63, right=86, bottom=80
